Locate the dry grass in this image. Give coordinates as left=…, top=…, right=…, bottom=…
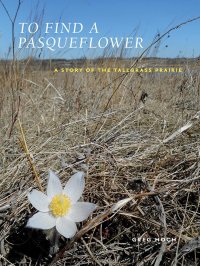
left=0, top=58, right=200, bottom=265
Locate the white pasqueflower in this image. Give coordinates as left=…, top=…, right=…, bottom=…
left=27, top=170, right=96, bottom=238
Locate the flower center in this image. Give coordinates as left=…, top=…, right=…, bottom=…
left=49, top=194, right=71, bottom=217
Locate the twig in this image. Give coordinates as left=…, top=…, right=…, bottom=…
left=0, top=254, right=15, bottom=266
left=0, top=0, right=23, bottom=60
left=8, top=95, right=20, bottom=138
left=18, top=119, right=44, bottom=192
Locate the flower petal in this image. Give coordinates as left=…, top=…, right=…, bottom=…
left=27, top=212, right=56, bottom=229
left=47, top=170, right=62, bottom=199
left=67, top=202, right=96, bottom=222
left=56, top=217, right=77, bottom=238
left=64, top=172, right=85, bottom=203
left=28, top=189, right=50, bottom=212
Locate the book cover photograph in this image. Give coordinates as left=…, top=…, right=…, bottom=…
left=0, top=0, right=200, bottom=265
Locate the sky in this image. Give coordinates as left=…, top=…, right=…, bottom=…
left=0, top=0, right=200, bottom=59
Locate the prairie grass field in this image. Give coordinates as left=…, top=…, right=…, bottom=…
left=0, top=57, right=200, bottom=265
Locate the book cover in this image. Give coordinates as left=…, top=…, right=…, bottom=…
left=0, top=0, right=200, bottom=265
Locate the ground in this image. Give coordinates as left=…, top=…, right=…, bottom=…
left=0, top=58, right=200, bottom=265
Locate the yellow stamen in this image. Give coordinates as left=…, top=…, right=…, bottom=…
left=49, top=194, right=71, bottom=217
